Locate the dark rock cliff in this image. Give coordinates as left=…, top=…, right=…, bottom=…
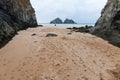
left=93, top=0, right=120, bottom=47
left=0, top=0, right=37, bottom=47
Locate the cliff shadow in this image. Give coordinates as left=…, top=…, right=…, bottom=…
left=0, top=38, right=12, bottom=49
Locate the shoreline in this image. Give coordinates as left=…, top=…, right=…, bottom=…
left=38, top=23, right=95, bottom=27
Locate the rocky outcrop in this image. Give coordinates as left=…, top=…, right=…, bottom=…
left=0, top=0, right=37, bottom=47
left=50, top=17, right=63, bottom=24
left=67, top=25, right=93, bottom=33
left=93, top=0, right=120, bottom=47
left=64, top=18, right=76, bottom=24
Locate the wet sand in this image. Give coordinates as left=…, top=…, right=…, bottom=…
left=0, top=27, right=120, bottom=80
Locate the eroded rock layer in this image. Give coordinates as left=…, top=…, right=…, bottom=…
left=0, top=0, right=37, bottom=47
left=93, top=0, right=120, bottom=47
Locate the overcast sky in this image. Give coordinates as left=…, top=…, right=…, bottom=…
left=30, top=0, right=107, bottom=23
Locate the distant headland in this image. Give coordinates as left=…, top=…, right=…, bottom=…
left=50, top=17, right=76, bottom=24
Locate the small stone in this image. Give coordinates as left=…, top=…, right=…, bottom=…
left=46, top=33, right=58, bottom=37
left=67, top=33, right=72, bottom=35
left=31, top=33, right=36, bottom=36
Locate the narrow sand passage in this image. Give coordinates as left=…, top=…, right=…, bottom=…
left=0, top=27, right=120, bottom=80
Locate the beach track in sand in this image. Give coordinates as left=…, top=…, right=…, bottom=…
left=0, top=27, right=120, bottom=80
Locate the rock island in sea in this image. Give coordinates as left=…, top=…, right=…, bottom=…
left=64, top=18, right=76, bottom=24
left=50, top=17, right=76, bottom=24
left=50, top=17, right=63, bottom=24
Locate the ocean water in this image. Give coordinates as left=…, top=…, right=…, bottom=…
left=39, top=23, right=95, bottom=27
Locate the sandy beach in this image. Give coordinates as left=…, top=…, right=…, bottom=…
left=0, top=27, right=120, bottom=80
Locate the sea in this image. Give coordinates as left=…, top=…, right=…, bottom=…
left=39, top=23, right=95, bottom=27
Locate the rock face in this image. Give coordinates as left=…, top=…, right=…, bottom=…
left=93, top=0, right=120, bottom=47
left=0, top=0, right=37, bottom=47
left=50, top=18, right=63, bottom=24
left=64, top=18, right=76, bottom=24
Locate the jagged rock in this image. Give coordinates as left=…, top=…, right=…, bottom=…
left=64, top=18, right=76, bottom=24
left=0, top=0, right=37, bottom=47
left=50, top=18, right=63, bottom=24
left=93, top=0, right=120, bottom=47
